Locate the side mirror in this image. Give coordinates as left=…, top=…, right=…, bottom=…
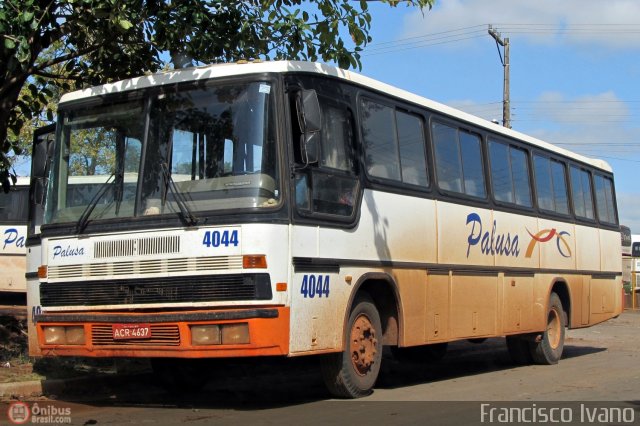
left=296, top=89, right=322, bottom=164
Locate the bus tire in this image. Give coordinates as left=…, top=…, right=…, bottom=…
left=530, top=292, right=565, bottom=365
left=506, top=335, right=533, bottom=365
left=321, top=293, right=382, bottom=398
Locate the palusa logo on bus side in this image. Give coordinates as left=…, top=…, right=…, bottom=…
left=3, top=228, right=25, bottom=250
left=466, top=213, right=572, bottom=259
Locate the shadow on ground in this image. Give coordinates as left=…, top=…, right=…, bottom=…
left=47, top=337, right=606, bottom=410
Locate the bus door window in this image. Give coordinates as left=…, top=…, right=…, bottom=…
left=292, top=91, right=359, bottom=218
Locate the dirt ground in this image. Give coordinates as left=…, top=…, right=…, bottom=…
left=0, top=314, right=135, bottom=384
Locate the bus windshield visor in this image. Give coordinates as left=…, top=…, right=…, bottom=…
left=45, top=81, right=279, bottom=226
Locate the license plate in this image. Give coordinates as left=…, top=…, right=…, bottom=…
left=112, top=323, right=152, bottom=340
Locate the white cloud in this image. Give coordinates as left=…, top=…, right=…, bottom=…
left=526, top=91, right=631, bottom=133
left=517, top=91, right=640, bottom=161
left=400, top=0, right=640, bottom=49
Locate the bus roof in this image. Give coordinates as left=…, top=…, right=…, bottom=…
left=59, top=60, right=612, bottom=172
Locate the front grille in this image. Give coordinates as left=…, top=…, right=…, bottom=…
left=47, top=255, right=243, bottom=280
left=92, top=324, right=180, bottom=346
left=40, top=274, right=272, bottom=307
left=94, top=235, right=181, bottom=259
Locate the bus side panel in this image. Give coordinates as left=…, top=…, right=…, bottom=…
left=437, top=202, right=493, bottom=267
left=536, top=219, right=576, bottom=272
left=318, top=190, right=436, bottom=264
left=600, top=229, right=622, bottom=273
left=289, top=270, right=341, bottom=353
left=0, top=254, right=26, bottom=292
left=394, top=269, right=427, bottom=346
left=0, top=224, right=27, bottom=292
left=450, top=273, right=498, bottom=338
left=590, top=277, right=617, bottom=323
left=502, top=273, right=534, bottom=333
left=492, top=211, right=539, bottom=269
left=574, top=225, right=600, bottom=272
left=425, top=271, right=450, bottom=342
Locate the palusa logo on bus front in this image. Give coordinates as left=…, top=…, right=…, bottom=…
left=52, top=244, right=85, bottom=259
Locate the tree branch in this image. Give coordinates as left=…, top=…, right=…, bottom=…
left=28, top=45, right=99, bottom=75
left=32, top=69, right=83, bottom=82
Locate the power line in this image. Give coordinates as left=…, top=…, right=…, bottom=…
left=363, top=33, right=486, bottom=56
left=362, top=22, right=640, bottom=57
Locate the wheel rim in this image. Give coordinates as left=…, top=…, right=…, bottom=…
left=350, top=313, right=378, bottom=376
left=546, top=307, right=562, bottom=349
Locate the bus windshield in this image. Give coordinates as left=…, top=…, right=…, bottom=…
left=45, top=80, right=278, bottom=226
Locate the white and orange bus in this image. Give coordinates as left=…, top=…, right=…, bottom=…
left=27, top=61, right=623, bottom=398
left=0, top=176, right=30, bottom=294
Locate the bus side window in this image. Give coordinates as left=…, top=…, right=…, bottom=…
left=594, top=174, right=617, bottom=224
left=570, top=166, right=595, bottom=220
left=488, top=139, right=532, bottom=207
left=361, top=99, right=428, bottom=187
left=432, top=122, right=485, bottom=198
left=534, top=155, right=569, bottom=215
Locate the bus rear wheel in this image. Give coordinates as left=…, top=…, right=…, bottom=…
left=530, top=292, right=565, bottom=365
left=321, top=293, right=382, bottom=398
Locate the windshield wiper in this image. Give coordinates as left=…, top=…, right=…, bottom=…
left=76, top=173, right=116, bottom=233
left=160, top=161, right=198, bottom=226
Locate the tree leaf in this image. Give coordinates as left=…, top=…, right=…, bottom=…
left=117, top=19, right=134, bottom=31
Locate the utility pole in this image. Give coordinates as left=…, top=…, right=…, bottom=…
left=488, top=25, right=511, bottom=129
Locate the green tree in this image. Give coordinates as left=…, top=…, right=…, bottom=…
left=0, top=0, right=433, bottom=186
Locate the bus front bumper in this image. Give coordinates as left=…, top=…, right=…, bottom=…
left=34, top=307, right=290, bottom=358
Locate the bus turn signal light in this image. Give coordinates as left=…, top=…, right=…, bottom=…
left=37, top=265, right=47, bottom=279
left=243, top=255, right=267, bottom=269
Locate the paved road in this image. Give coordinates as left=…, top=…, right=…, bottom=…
left=3, top=311, right=640, bottom=425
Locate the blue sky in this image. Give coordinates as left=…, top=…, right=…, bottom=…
left=15, top=1, right=639, bottom=232
left=359, top=0, right=640, bottom=233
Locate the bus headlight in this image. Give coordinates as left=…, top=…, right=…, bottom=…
left=43, top=326, right=85, bottom=345
left=190, top=325, right=221, bottom=346
left=43, top=326, right=66, bottom=344
left=65, top=326, right=86, bottom=345
left=221, top=323, right=250, bottom=345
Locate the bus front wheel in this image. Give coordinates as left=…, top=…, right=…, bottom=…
left=321, top=293, right=383, bottom=398
left=530, top=292, right=565, bottom=365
